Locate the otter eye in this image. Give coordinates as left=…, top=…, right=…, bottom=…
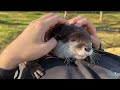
left=55, top=34, right=61, bottom=39
left=71, top=39, right=76, bottom=42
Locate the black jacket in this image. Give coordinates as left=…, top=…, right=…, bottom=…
left=0, top=50, right=120, bottom=79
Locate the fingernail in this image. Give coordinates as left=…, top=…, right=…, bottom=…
left=51, top=37, right=57, bottom=43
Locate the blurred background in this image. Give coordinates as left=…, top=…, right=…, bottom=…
left=0, top=11, right=120, bottom=55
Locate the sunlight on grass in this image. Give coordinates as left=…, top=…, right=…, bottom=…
left=0, top=11, right=120, bottom=55
left=105, top=47, right=120, bottom=56
left=97, top=31, right=120, bottom=49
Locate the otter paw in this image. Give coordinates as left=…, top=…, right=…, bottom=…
left=26, top=61, right=45, bottom=79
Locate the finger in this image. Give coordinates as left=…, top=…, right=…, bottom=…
left=44, top=15, right=69, bottom=32
left=75, top=18, right=97, bottom=37
left=39, top=13, right=56, bottom=20
left=41, top=37, right=57, bottom=55
left=68, top=16, right=83, bottom=24
left=90, top=35, right=101, bottom=49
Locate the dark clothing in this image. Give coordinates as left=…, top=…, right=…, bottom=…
left=0, top=67, right=19, bottom=79
left=0, top=50, right=120, bottom=79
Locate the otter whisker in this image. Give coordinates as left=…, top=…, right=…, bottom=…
left=57, top=48, right=73, bottom=66
left=92, top=54, right=100, bottom=64
left=89, top=55, right=96, bottom=64
left=89, top=55, right=93, bottom=60
left=89, top=52, right=100, bottom=64
left=92, top=55, right=100, bottom=63
left=56, top=45, right=67, bottom=57
left=92, top=53, right=100, bottom=59
left=93, top=51, right=102, bottom=56
left=93, top=50, right=105, bottom=55
left=93, top=51, right=102, bottom=59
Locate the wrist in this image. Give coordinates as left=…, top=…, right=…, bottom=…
left=0, top=48, right=22, bottom=70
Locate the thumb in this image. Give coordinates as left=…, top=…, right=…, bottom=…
left=90, top=35, right=100, bottom=49
left=42, top=37, right=57, bottom=54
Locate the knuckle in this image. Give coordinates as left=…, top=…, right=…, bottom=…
left=37, top=20, right=45, bottom=25
left=77, top=16, right=83, bottom=19
left=49, top=13, right=55, bottom=15
left=30, top=20, right=45, bottom=26
left=83, top=18, right=88, bottom=22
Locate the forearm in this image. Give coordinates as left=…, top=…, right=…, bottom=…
left=0, top=46, right=21, bottom=70
left=0, top=53, right=19, bottom=70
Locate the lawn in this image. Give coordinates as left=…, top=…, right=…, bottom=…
left=0, top=11, right=120, bottom=56
left=97, top=31, right=120, bottom=56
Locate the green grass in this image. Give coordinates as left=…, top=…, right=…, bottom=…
left=105, top=47, right=120, bottom=56
left=60, top=12, right=120, bottom=28
left=0, top=11, right=120, bottom=55
left=0, top=30, right=22, bottom=51
left=97, top=31, right=120, bottom=49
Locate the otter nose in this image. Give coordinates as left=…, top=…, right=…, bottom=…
left=85, top=47, right=91, bottom=52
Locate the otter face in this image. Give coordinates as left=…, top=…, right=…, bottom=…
left=68, top=31, right=93, bottom=60
left=68, top=39, right=93, bottom=60
left=53, top=32, right=93, bottom=60
left=52, top=25, right=93, bottom=60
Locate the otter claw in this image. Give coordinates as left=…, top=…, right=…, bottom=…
left=32, top=68, right=45, bottom=79
left=25, top=61, right=45, bottom=79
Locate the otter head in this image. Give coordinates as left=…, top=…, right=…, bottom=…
left=45, top=24, right=93, bottom=60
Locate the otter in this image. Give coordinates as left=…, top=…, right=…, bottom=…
left=49, top=24, right=93, bottom=60
left=25, top=24, right=97, bottom=79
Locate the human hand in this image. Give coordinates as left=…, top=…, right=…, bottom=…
left=0, top=13, right=69, bottom=69
left=68, top=16, right=101, bottom=49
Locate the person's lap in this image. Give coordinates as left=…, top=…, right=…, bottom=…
left=19, top=51, right=120, bottom=79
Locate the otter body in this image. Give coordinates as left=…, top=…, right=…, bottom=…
left=26, top=25, right=94, bottom=79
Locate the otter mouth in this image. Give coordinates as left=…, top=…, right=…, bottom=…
left=74, top=50, right=93, bottom=60
left=75, top=54, right=88, bottom=60
left=79, top=55, right=87, bottom=59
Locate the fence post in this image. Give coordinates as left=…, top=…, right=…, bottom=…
left=64, top=11, right=67, bottom=19
left=99, top=11, right=103, bottom=21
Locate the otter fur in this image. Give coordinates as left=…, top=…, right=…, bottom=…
left=45, top=24, right=93, bottom=60
left=25, top=24, right=96, bottom=79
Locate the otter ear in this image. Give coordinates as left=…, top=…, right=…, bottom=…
left=55, top=34, right=62, bottom=40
